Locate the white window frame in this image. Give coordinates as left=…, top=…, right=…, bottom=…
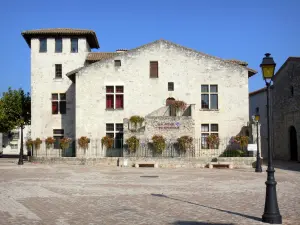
left=201, top=84, right=218, bottom=109
left=105, top=86, right=124, bottom=109
left=201, top=123, right=219, bottom=149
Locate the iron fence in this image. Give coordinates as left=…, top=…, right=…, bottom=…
left=32, top=137, right=256, bottom=158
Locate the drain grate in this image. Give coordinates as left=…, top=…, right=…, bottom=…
left=140, top=176, right=159, bottom=178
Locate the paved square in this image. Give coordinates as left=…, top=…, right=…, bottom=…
left=0, top=159, right=299, bottom=225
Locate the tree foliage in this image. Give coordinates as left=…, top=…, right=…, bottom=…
left=0, top=87, right=31, bottom=133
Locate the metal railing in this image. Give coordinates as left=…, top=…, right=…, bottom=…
left=32, top=137, right=255, bottom=158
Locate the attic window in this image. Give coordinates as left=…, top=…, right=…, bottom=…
left=150, top=61, right=158, bottom=78
left=114, top=60, right=121, bottom=67
left=168, top=82, right=174, bottom=91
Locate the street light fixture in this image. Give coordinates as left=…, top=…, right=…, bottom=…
left=260, top=53, right=282, bottom=224
left=252, top=114, right=262, bottom=173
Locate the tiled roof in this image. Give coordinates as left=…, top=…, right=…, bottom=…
left=21, top=28, right=100, bottom=48
left=86, top=52, right=118, bottom=61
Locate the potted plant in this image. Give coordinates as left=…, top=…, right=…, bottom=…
left=101, top=136, right=114, bottom=149
left=177, top=136, right=193, bottom=153
left=78, top=136, right=90, bottom=155
left=206, top=134, right=220, bottom=149
left=59, top=137, right=72, bottom=157
left=152, top=135, right=166, bottom=155
left=25, top=138, right=34, bottom=150
left=171, top=100, right=187, bottom=116
left=125, top=136, right=140, bottom=153
left=129, top=115, right=144, bottom=130
left=233, top=135, right=249, bottom=152
left=45, top=137, right=55, bottom=149
left=34, top=138, right=42, bottom=150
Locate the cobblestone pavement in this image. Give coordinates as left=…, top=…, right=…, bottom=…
left=0, top=158, right=299, bottom=225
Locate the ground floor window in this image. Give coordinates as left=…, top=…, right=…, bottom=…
left=106, top=123, right=123, bottom=148
left=201, top=124, right=219, bottom=149
left=53, top=129, right=64, bottom=149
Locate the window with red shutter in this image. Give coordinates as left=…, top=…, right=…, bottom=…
left=150, top=61, right=158, bottom=78
left=51, top=93, right=66, bottom=114
left=106, top=95, right=114, bottom=109
left=116, top=95, right=123, bottom=109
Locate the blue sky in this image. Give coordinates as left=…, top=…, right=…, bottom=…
left=0, top=0, right=299, bottom=94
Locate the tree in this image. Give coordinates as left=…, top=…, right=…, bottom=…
left=0, top=87, right=31, bottom=165
left=0, top=87, right=31, bottom=133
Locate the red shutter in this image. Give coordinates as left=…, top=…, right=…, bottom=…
left=150, top=61, right=158, bottom=78
left=116, top=95, right=123, bottom=109
left=106, top=95, right=114, bottom=109
left=52, top=102, right=58, bottom=114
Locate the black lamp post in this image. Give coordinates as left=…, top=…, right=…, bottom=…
left=260, top=53, right=282, bottom=224
left=18, top=91, right=25, bottom=165
left=252, top=113, right=262, bottom=173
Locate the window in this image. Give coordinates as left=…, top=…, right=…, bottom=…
left=105, top=123, right=124, bottom=148
left=10, top=144, right=18, bottom=149
left=55, top=64, right=62, bottom=78
left=53, top=129, right=64, bottom=149
left=201, top=124, right=219, bottom=149
left=39, top=38, right=47, bottom=52
left=150, top=61, right=158, bottom=78
left=106, top=86, right=124, bottom=109
left=168, top=82, right=174, bottom=91
left=12, top=132, right=19, bottom=140
left=71, top=38, right=78, bottom=53
left=255, top=107, right=259, bottom=114
left=55, top=38, right=63, bottom=53
left=201, top=85, right=218, bottom=109
left=52, top=93, right=66, bottom=114
left=114, top=60, right=121, bottom=67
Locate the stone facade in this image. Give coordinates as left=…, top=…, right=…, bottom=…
left=249, top=57, right=300, bottom=161
left=75, top=40, right=250, bottom=144
left=272, top=58, right=300, bottom=161
left=24, top=28, right=256, bottom=157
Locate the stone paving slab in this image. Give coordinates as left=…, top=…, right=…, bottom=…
left=0, top=158, right=299, bottom=225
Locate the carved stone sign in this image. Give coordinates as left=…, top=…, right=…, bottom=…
left=157, top=122, right=180, bottom=129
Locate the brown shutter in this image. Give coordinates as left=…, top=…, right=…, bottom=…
left=150, top=61, right=158, bottom=78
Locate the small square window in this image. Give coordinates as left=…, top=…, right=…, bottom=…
left=106, top=86, right=114, bottom=93
left=52, top=94, right=58, bottom=100
left=55, top=64, right=62, bottom=79
left=210, top=85, right=218, bottom=93
left=60, top=93, right=66, bottom=100
left=71, top=38, right=78, bottom=53
left=116, top=124, right=123, bottom=132
left=201, top=124, right=209, bottom=132
left=116, top=86, right=124, bottom=93
left=168, top=82, right=174, bottom=91
left=55, top=38, right=62, bottom=53
left=201, top=85, right=209, bottom=92
left=106, top=123, right=114, bottom=132
left=211, top=124, right=218, bottom=132
left=39, top=38, right=47, bottom=52
left=114, top=60, right=121, bottom=67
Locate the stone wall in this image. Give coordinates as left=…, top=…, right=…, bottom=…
left=32, top=156, right=256, bottom=169
left=75, top=40, right=250, bottom=141
left=272, top=59, right=300, bottom=161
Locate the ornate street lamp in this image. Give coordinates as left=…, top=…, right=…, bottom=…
left=260, top=53, right=282, bottom=224
left=252, top=114, right=262, bottom=173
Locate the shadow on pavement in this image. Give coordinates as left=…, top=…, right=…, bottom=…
left=151, top=194, right=261, bottom=223
left=264, top=160, right=300, bottom=172
left=172, top=221, right=234, bottom=225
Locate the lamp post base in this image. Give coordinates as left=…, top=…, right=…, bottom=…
left=17, top=160, right=23, bottom=165
left=255, top=157, right=262, bottom=173
left=262, top=169, right=282, bottom=224
left=262, top=213, right=282, bottom=224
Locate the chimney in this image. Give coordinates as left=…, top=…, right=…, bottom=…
left=116, top=49, right=128, bottom=53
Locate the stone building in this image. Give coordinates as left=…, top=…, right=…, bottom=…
left=22, top=28, right=257, bottom=157
left=249, top=57, right=300, bottom=161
